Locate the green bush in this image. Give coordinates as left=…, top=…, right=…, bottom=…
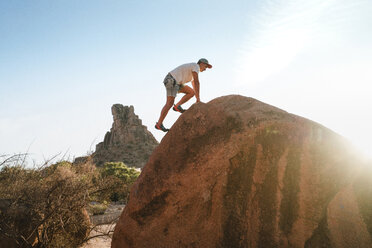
left=100, top=162, right=140, bottom=203
left=101, top=162, right=140, bottom=184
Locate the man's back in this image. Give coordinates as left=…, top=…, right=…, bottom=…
left=169, top=63, right=200, bottom=85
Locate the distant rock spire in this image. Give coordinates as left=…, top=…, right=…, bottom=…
left=92, top=104, right=158, bottom=168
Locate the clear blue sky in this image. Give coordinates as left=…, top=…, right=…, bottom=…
left=1, top=0, right=371, bottom=164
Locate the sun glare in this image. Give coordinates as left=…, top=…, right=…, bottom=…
left=235, top=0, right=372, bottom=164
left=236, top=28, right=308, bottom=86
left=348, top=135, right=372, bottom=161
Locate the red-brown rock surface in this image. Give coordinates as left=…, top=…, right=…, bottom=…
left=112, top=95, right=372, bottom=248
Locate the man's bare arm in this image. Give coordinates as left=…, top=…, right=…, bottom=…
left=191, top=71, right=200, bottom=102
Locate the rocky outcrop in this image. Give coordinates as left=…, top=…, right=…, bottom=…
left=92, top=104, right=158, bottom=168
left=112, top=95, right=372, bottom=248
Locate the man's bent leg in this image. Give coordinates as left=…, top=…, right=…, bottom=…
left=175, top=86, right=195, bottom=107
left=157, top=96, right=175, bottom=125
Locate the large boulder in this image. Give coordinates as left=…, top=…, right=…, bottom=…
left=112, top=95, right=372, bottom=248
left=93, top=104, right=159, bottom=168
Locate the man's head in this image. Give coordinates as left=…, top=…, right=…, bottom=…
left=197, top=58, right=212, bottom=72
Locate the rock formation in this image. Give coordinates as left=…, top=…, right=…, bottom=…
left=92, top=104, right=158, bottom=168
left=112, top=95, right=372, bottom=248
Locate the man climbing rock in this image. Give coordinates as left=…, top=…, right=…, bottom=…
left=155, top=58, right=212, bottom=132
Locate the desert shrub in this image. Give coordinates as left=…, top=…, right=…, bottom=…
left=0, top=156, right=139, bottom=247
left=0, top=158, right=99, bottom=248
left=100, top=162, right=140, bottom=203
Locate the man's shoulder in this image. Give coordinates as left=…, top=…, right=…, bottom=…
left=179, top=62, right=197, bottom=68
left=171, top=62, right=198, bottom=73
left=185, top=62, right=199, bottom=71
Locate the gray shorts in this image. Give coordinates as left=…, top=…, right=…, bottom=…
left=163, top=73, right=183, bottom=97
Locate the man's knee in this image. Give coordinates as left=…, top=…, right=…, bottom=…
left=183, top=89, right=194, bottom=97
left=166, top=97, right=175, bottom=106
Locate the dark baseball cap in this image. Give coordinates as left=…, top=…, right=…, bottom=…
left=197, top=58, right=212, bottom=68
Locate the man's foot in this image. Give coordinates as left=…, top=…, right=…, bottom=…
left=173, top=104, right=186, bottom=113
left=155, top=122, right=169, bottom=132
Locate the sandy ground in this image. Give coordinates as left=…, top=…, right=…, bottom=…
left=81, top=224, right=115, bottom=248
left=81, top=204, right=125, bottom=248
